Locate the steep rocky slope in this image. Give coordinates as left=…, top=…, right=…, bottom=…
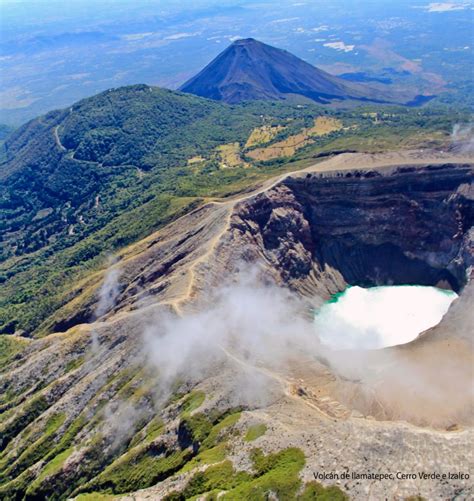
left=0, top=151, right=473, bottom=500
left=224, top=158, right=473, bottom=427
left=230, top=162, right=472, bottom=294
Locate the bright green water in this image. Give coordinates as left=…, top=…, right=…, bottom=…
left=315, top=285, right=458, bottom=350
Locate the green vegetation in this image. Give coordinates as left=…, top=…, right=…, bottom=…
left=299, top=481, right=349, bottom=500
left=0, top=335, right=28, bottom=370
left=168, top=447, right=301, bottom=500
left=82, top=446, right=192, bottom=496
left=180, top=443, right=228, bottom=472
left=20, top=446, right=76, bottom=500
left=0, top=83, right=470, bottom=338
left=235, top=447, right=305, bottom=499
left=199, top=412, right=241, bottom=449
left=72, top=406, right=241, bottom=498
left=244, top=423, right=267, bottom=442
left=166, top=447, right=348, bottom=500
left=25, top=432, right=115, bottom=499
left=180, top=412, right=242, bottom=473
left=0, top=364, right=164, bottom=499
left=0, top=367, right=150, bottom=498
left=0, top=86, right=258, bottom=336
left=64, top=355, right=85, bottom=373
left=167, top=460, right=250, bottom=500
left=3, top=412, right=65, bottom=479
left=43, top=414, right=87, bottom=463
left=0, top=468, right=36, bottom=500
left=180, top=390, right=206, bottom=416
left=128, top=416, right=163, bottom=449
left=0, top=395, right=49, bottom=453
left=144, top=417, right=165, bottom=442
left=181, top=412, right=216, bottom=445
left=36, top=446, right=74, bottom=483
left=76, top=494, right=115, bottom=501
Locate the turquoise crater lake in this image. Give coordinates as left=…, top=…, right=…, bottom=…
left=314, top=285, right=458, bottom=350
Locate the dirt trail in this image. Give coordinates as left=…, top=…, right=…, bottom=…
left=219, top=345, right=351, bottom=421
left=53, top=125, right=66, bottom=151
left=88, top=149, right=473, bottom=325
left=179, top=208, right=234, bottom=304
left=208, top=150, right=474, bottom=207
left=173, top=150, right=474, bottom=308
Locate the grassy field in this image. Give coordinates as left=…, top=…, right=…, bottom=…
left=216, top=142, right=250, bottom=169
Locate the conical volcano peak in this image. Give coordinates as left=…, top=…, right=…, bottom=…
left=228, top=38, right=290, bottom=56
left=179, top=38, right=426, bottom=106
left=230, top=37, right=258, bottom=45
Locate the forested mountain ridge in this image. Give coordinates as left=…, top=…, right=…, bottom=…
left=0, top=85, right=265, bottom=334
left=0, top=82, right=472, bottom=501
left=2, top=85, right=283, bottom=264
left=1, top=85, right=251, bottom=254
left=0, top=83, right=469, bottom=337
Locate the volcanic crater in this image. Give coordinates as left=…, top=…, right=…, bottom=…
left=2, top=150, right=473, bottom=500
left=37, top=150, right=473, bottom=428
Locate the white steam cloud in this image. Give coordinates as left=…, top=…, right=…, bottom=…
left=90, top=260, right=122, bottom=353
left=451, top=123, right=474, bottom=153
left=140, top=269, right=473, bottom=426
left=103, top=399, right=142, bottom=451
left=315, top=285, right=457, bottom=350
left=95, top=266, right=122, bottom=318
left=143, top=269, right=319, bottom=405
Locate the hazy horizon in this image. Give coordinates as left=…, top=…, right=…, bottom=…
left=1, top=0, right=472, bottom=125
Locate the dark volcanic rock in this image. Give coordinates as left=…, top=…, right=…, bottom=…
left=231, top=163, right=474, bottom=297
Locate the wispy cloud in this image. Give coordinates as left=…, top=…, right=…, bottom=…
left=165, top=32, right=199, bottom=41
left=424, top=2, right=470, bottom=12
left=324, top=41, right=355, bottom=52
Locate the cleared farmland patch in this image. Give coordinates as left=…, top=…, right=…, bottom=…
left=245, top=125, right=286, bottom=148
left=246, top=117, right=343, bottom=161
left=216, top=142, right=250, bottom=168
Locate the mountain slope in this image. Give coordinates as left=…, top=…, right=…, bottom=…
left=0, top=85, right=267, bottom=335
left=0, top=81, right=465, bottom=338
left=180, top=38, right=428, bottom=105
left=0, top=84, right=259, bottom=270
left=0, top=153, right=472, bottom=501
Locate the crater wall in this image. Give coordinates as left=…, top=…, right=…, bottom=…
left=230, top=163, right=473, bottom=298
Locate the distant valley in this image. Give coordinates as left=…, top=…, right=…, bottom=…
left=1, top=0, right=473, bottom=125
